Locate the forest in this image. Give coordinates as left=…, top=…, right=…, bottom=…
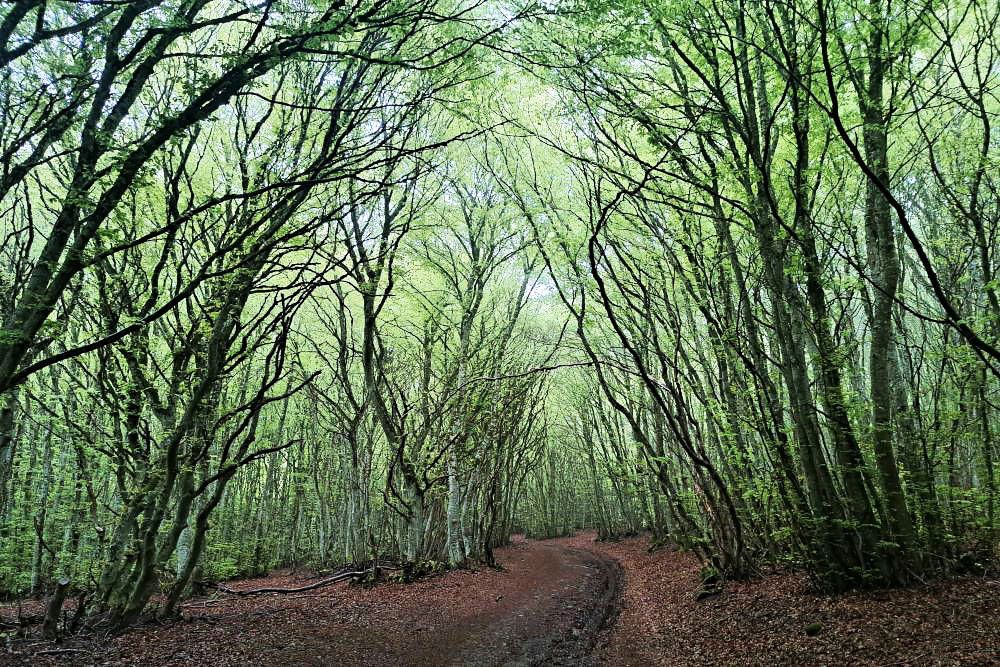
left=0, top=0, right=998, bottom=664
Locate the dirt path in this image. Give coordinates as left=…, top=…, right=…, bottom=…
left=3, top=538, right=623, bottom=666
left=274, top=541, right=623, bottom=667
left=447, top=543, right=622, bottom=667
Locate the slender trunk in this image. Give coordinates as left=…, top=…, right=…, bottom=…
left=861, top=10, right=915, bottom=570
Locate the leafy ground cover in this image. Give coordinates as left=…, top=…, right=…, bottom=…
left=2, top=533, right=995, bottom=666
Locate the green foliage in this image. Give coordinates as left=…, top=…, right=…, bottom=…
left=1, top=0, right=999, bottom=620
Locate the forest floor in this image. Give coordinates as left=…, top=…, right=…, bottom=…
left=557, top=533, right=1000, bottom=666
left=2, top=533, right=998, bottom=666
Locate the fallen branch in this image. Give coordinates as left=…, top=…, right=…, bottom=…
left=213, top=568, right=372, bottom=597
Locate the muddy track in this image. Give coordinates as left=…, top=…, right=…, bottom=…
left=537, top=546, right=625, bottom=665
left=268, top=539, right=628, bottom=667
left=450, top=544, right=625, bottom=666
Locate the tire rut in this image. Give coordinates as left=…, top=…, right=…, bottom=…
left=530, top=547, right=624, bottom=666
left=449, top=543, right=625, bottom=667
